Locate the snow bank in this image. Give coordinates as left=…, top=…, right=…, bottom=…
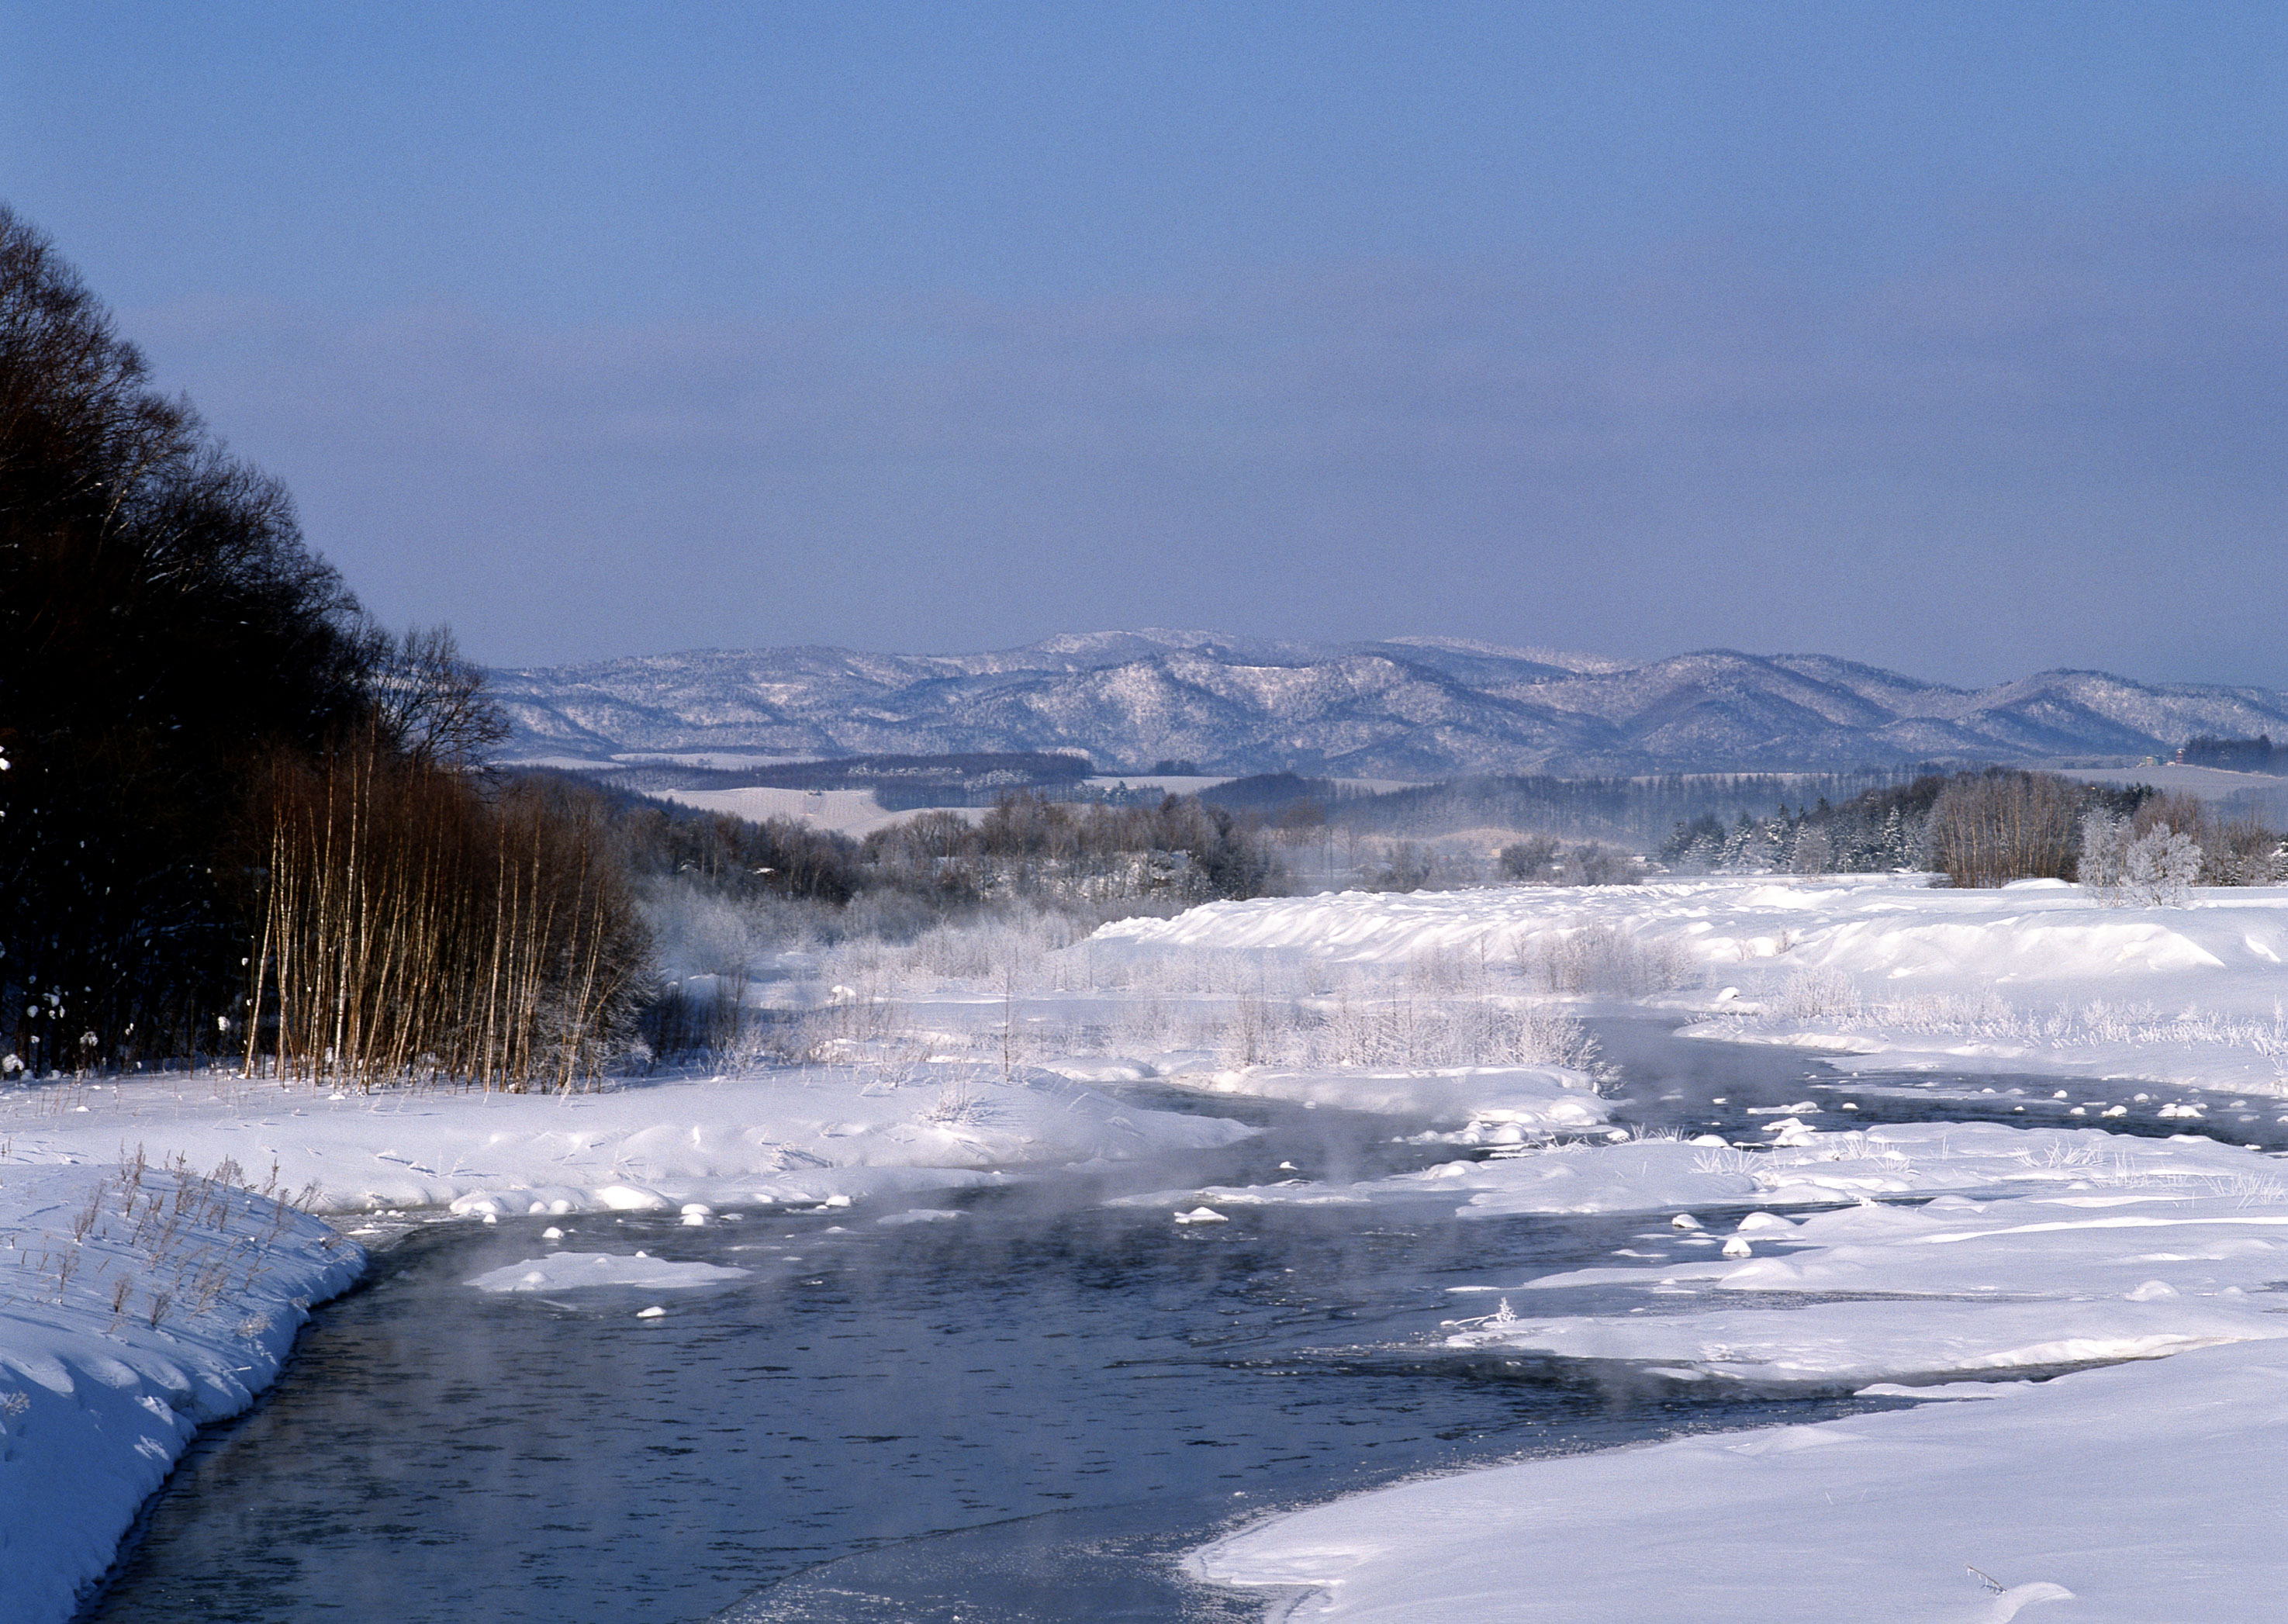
left=1094, top=877, right=2288, bottom=1096
left=1119, top=1120, right=2272, bottom=1221
left=1447, top=1174, right=2288, bottom=1384
left=1152, top=1063, right=1607, bottom=1137
left=2, top=1062, right=1254, bottom=1221
left=1096, top=876, right=2288, bottom=1002
left=1192, top=1337, right=2288, bottom=1622
left=0, top=1158, right=362, bottom=1624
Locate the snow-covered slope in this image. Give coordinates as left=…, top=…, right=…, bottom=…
left=494, top=634, right=2288, bottom=777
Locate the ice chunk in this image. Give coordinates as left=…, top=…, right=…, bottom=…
left=465, top=1253, right=751, bottom=1293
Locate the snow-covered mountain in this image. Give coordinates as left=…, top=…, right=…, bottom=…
left=492, top=631, right=2288, bottom=778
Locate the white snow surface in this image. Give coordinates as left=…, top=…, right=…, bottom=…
left=0, top=1159, right=362, bottom=1624
left=1094, top=876, right=2288, bottom=1095
left=2, top=1062, right=1251, bottom=1221
left=1150, top=1064, right=1606, bottom=1135
left=1192, top=1337, right=2288, bottom=1622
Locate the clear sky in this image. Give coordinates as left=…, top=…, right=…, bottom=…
left=5, top=2, right=2283, bottom=683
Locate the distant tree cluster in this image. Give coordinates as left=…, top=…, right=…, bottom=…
left=1660, top=767, right=2285, bottom=896
left=1336, top=770, right=1927, bottom=848
left=1498, top=836, right=1640, bottom=886
left=2178, top=734, right=2287, bottom=775
left=613, top=788, right=1284, bottom=916
left=1661, top=777, right=1948, bottom=876
left=963, top=791, right=1284, bottom=900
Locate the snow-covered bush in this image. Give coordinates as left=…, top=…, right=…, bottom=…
left=1210, top=986, right=1599, bottom=1073
left=2079, top=811, right=2129, bottom=904
left=2123, top=823, right=2203, bottom=907
left=1773, top=967, right=1861, bottom=1023
left=1523, top=922, right=1698, bottom=997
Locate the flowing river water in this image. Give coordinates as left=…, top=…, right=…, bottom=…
left=76, top=1018, right=2283, bottom=1622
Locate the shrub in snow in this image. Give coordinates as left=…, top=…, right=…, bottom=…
left=1774, top=967, right=1861, bottom=1023
left=2123, top=823, right=2203, bottom=907
left=2079, top=811, right=2129, bottom=904
left=1523, top=921, right=1697, bottom=997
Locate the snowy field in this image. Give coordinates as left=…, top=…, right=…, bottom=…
left=655, top=783, right=971, bottom=839
left=1103, top=875, right=2288, bottom=1097
left=9, top=872, right=2288, bottom=1619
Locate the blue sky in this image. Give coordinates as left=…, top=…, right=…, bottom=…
left=6, top=3, right=2283, bottom=682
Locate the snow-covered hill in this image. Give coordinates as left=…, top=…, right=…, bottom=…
left=493, top=632, right=2288, bottom=777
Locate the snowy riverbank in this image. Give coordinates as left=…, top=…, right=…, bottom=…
left=1189, top=1123, right=2288, bottom=1620
left=0, top=1157, right=362, bottom=1624
left=0, top=1060, right=1250, bottom=1619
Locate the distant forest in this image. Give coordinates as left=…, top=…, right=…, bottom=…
left=2179, top=734, right=2287, bottom=774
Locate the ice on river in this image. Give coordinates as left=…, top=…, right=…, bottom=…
left=464, top=1251, right=752, bottom=1293
left=1446, top=1180, right=2288, bottom=1383
left=1118, top=1118, right=2276, bottom=1220
left=1192, top=1118, right=2288, bottom=1619
left=1147, top=1063, right=1607, bottom=1135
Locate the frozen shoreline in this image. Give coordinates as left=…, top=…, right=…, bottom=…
left=0, top=1059, right=1251, bottom=1621
left=0, top=1157, right=363, bottom=1624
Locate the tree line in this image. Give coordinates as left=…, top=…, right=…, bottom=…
left=1661, top=769, right=2286, bottom=892
left=0, top=206, right=643, bottom=1086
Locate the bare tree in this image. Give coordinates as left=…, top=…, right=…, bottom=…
left=367, top=622, right=510, bottom=770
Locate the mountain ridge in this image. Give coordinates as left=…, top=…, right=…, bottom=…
left=490, top=634, right=2288, bottom=779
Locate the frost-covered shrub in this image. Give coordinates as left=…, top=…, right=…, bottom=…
left=2123, top=823, right=2202, bottom=907
left=1208, top=986, right=1599, bottom=1073
left=1523, top=922, right=1698, bottom=997
left=2079, top=811, right=2129, bottom=904
left=1560, top=842, right=1641, bottom=886
left=1498, top=836, right=1560, bottom=881
left=1773, top=967, right=1861, bottom=1023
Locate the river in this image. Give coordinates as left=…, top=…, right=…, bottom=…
left=79, top=1017, right=2272, bottom=1622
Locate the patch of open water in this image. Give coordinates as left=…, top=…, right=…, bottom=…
left=80, top=1017, right=2244, bottom=1622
